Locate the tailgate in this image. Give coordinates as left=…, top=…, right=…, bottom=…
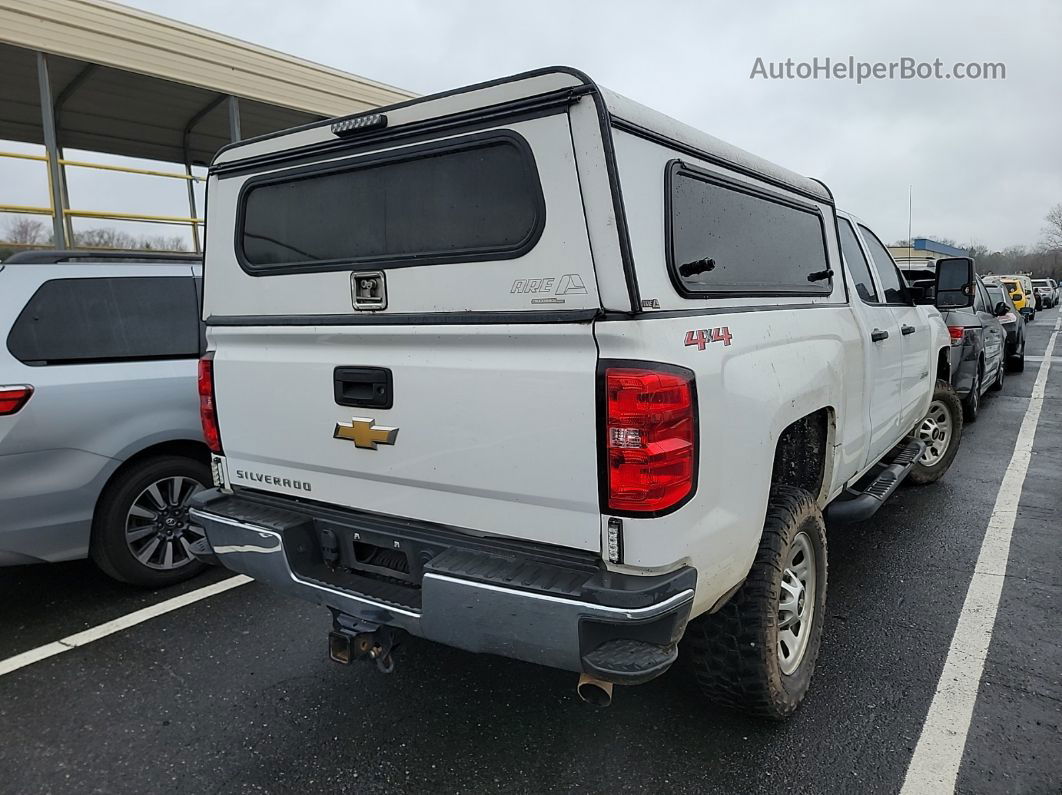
left=204, top=109, right=605, bottom=551
left=212, top=323, right=601, bottom=550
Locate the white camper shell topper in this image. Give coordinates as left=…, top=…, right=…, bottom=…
left=190, top=67, right=970, bottom=717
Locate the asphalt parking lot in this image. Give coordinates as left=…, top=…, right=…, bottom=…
left=1, top=311, right=1059, bottom=795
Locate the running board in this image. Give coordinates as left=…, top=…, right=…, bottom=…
left=825, top=438, right=927, bottom=524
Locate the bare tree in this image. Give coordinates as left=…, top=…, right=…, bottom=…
left=73, top=227, right=136, bottom=249
left=72, top=227, right=188, bottom=252
left=4, top=217, right=49, bottom=245
left=138, top=234, right=187, bottom=251
left=1043, top=203, right=1062, bottom=250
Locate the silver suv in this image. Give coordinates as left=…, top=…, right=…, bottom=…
left=1, top=250, right=210, bottom=586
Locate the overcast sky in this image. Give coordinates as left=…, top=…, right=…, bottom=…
left=5, top=0, right=1061, bottom=250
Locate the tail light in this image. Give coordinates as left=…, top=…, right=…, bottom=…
left=947, top=326, right=966, bottom=345
left=602, top=364, right=696, bottom=515
left=198, top=354, right=222, bottom=454
left=0, top=385, right=33, bottom=416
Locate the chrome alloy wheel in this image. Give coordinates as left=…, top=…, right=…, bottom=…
left=125, top=476, right=206, bottom=570
left=777, top=531, right=816, bottom=675
left=917, top=400, right=953, bottom=467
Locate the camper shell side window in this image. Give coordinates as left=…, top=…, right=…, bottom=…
left=664, top=160, right=833, bottom=298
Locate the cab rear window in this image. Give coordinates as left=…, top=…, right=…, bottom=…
left=237, top=133, right=545, bottom=274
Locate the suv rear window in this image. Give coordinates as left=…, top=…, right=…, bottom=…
left=666, top=162, right=831, bottom=296
left=238, top=133, right=544, bottom=273
left=7, top=276, right=200, bottom=365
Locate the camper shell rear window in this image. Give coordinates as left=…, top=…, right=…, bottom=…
left=236, top=131, right=545, bottom=275
left=665, top=160, right=832, bottom=297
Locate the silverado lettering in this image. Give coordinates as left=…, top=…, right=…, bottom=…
left=233, top=470, right=311, bottom=492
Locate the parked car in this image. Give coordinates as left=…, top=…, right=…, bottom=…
left=188, top=67, right=970, bottom=719
left=1031, top=278, right=1057, bottom=309
left=0, top=250, right=210, bottom=586
left=999, top=275, right=1036, bottom=321
left=984, top=281, right=1027, bottom=371
left=902, top=269, right=1006, bottom=421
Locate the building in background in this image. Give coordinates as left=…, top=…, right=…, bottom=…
left=889, top=237, right=968, bottom=267
left=0, top=0, right=415, bottom=254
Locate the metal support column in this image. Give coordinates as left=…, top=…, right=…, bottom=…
left=53, top=64, right=97, bottom=247
left=227, top=95, right=241, bottom=142
left=36, top=51, right=66, bottom=248
left=183, top=157, right=200, bottom=253
left=181, top=93, right=225, bottom=254
left=57, top=146, right=75, bottom=244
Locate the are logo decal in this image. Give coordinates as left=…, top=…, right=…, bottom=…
left=684, top=327, right=733, bottom=350
left=510, top=274, right=588, bottom=304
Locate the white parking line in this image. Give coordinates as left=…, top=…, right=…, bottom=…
left=901, top=315, right=1061, bottom=794
left=0, top=574, right=252, bottom=678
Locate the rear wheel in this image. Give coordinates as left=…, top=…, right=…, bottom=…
left=909, top=380, right=963, bottom=485
left=90, top=455, right=210, bottom=587
left=686, top=485, right=827, bottom=720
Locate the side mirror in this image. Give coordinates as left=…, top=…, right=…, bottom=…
left=994, top=301, right=1009, bottom=317
left=934, top=257, right=976, bottom=310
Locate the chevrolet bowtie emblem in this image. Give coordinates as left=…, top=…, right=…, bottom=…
left=333, top=417, right=399, bottom=450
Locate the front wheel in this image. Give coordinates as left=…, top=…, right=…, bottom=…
left=90, top=455, right=211, bottom=587
left=908, top=380, right=963, bottom=485
left=685, top=485, right=827, bottom=719
left=1009, top=337, right=1026, bottom=372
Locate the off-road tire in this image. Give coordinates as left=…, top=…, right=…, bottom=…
left=90, top=455, right=210, bottom=587
left=908, top=380, right=963, bottom=485
left=685, top=485, right=827, bottom=720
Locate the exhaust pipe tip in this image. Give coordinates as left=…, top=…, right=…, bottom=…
left=577, top=674, right=614, bottom=707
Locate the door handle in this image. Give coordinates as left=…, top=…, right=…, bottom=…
left=871, top=328, right=890, bottom=342
left=901, top=324, right=916, bottom=335
left=333, top=367, right=393, bottom=409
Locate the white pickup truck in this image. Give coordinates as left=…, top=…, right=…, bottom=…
left=189, top=67, right=975, bottom=718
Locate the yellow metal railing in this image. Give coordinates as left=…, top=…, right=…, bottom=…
left=0, top=150, right=204, bottom=250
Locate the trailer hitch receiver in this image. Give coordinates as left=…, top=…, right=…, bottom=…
left=328, top=617, right=402, bottom=674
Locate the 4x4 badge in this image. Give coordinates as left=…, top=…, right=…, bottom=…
left=333, top=417, right=399, bottom=450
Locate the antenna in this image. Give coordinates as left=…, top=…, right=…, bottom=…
left=908, top=185, right=913, bottom=262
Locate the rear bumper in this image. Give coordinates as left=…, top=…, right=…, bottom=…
left=188, top=489, right=695, bottom=684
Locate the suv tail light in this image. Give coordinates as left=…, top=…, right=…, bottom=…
left=198, top=354, right=222, bottom=454
left=947, top=326, right=966, bottom=345
left=0, top=385, right=33, bottom=415
left=602, top=364, right=696, bottom=515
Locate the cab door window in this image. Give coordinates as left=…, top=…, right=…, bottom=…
left=975, top=280, right=992, bottom=314
left=857, top=225, right=910, bottom=305
left=837, top=218, right=879, bottom=302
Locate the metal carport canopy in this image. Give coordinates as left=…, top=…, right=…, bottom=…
left=0, top=0, right=417, bottom=166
